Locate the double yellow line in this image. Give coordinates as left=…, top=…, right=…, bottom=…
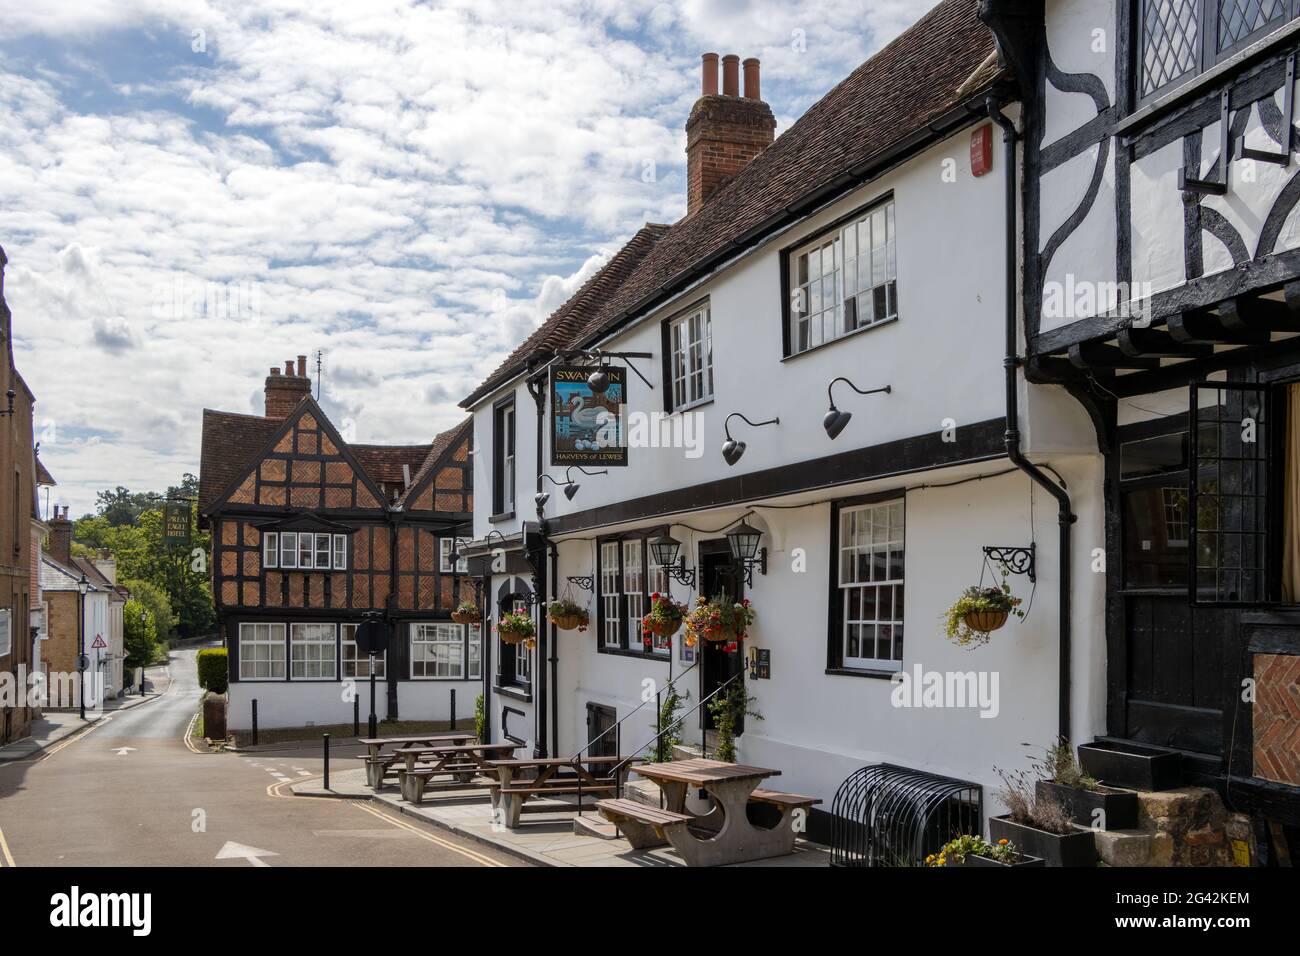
left=271, top=775, right=503, bottom=867
left=0, top=826, right=15, bottom=867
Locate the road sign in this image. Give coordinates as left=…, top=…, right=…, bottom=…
left=354, top=618, right=390, bottom=656
left=91, top=634, right=107, bottom=649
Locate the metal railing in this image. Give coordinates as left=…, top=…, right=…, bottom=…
left=570, top=661, right=697, bottom=763
left=607, top=666, right=748, bottom=798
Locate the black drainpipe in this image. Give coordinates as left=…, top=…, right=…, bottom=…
left=988, top=99, right=1075, bottom=741
left=526, top=373, right=549, bottom=757
left=548, top=539, right=559, bottom=754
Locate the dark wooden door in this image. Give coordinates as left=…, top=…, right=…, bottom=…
left=698, top=539, right=744, bottom=733
left=586, top=702, right=617, bottom=758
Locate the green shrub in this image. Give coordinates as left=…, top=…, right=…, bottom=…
left=196, top=648, right=228, bottom=694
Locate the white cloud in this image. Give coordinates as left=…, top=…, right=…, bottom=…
left=0, top=0, right=940, bottom=513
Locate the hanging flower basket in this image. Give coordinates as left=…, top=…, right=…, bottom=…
left=943, top=581, right=1024, bottom=648
left=451, top=601, right=479, bottom=626
left=685, top=596, right=755, bottom=645
left=546, top=598, right=589, bottom=632
left=642, top=593, right=688, bottom=639
left=963, top=609, right=1009, bottom=633
left=497, top=610, right=535, bottom=646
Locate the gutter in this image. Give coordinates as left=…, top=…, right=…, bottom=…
left=987, top=99, right=1075, bottom=741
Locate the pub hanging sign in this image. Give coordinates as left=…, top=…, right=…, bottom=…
left=550, top=365, right=627, bottom=466
left=163, top=501, right=191, bottom=547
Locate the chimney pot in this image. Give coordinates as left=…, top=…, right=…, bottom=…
left=743, top=58, right=760, bottom=99
left=701, top=53, right=719, bottom=96
left=722, top=55, right=740, bottom=96
left=297, top=355, right=307, bottom=377
left=285, top=361, right=294, bottom=376
left=269, top=367, right=280, bottom=376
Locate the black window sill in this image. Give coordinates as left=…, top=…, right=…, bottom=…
left=1118, top=18, right=1300, bottom=138
left=489, top=511, right=516, bottom=524
left=824, top=666, right=899, bottom=681
left=781, top=315, right=898, bottom=364
left=493, top=683, right=532, bottom=702
left=598, top=645, right=673, bottom=662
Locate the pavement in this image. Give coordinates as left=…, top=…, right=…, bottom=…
left=294, top=768, right=832, bottom=868
left=0, top=644, right=520, bottom=868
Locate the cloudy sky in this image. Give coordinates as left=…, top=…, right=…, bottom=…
left=0, top=0, right=938, bottom=516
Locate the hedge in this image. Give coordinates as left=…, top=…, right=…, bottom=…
left=196, top=648, right=229, bottom=694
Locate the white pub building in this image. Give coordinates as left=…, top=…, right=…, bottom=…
left=456, top=0, right=1300, bottom=856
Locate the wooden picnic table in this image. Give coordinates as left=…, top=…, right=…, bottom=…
left=620, top=758, right=810, bottom=866
left=484, top=756, right=626, bottom=827
left=357, top=733, right=476, bottom=758
left=395, top=742, right=522, bottom=803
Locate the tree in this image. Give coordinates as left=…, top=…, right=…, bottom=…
left=123, top=598, right=158, bottom=669
left=121, top=578, right=177, bottom=640
left=73, top=475, right=215, bottom=639
left=94, top=487, right=155, bottom=527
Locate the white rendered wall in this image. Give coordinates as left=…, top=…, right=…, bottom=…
left=228, top=679, right=478, bottom=731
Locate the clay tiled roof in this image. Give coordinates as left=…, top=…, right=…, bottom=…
left=396, top=417, right=472, bottom=509
left=461, top=223, right=670, bottom=407
left=462, top=0, right=1002, bottom=407
left=35, top=453, right=55, bottom=486
left=198, top=408, right=282, bottom=512
left=351, top=444, right=434, bottom=487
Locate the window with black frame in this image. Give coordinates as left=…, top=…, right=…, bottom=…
left=596, top=536, right=670, bottom=654
left=1120, top=429, right=1194, bottom=589
left=1139, top=1, right=1300, bottom=103
left=1188, top=382, right=1271, bottom=605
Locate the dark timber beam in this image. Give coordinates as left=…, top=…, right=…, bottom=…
left=1116, top=327, right=1213, bottom=359
left=1068, top=341, right=1161, bottom=370
left=1168, top=310, right=1270, bottom=345
left=1219, top=294, right=1300, bottom=333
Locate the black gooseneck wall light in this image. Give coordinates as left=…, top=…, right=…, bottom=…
left=721, top=412, right=780, bottom=466
left=823, top=377, right=891, bottom=439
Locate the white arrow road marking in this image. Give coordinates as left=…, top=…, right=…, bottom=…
left=112, top=747, right=137, bottom=756
left=215, top=841, right=278, bottom=867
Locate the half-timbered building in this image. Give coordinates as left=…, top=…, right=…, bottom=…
left=985, top=0, right=1300, bottom=844
left=200, top=357, right=477, bottom=731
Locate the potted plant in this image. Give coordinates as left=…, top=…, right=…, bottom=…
left=451, top=600, right=479, bottom=625
left=925, top=835, right=1044, bottom=868
left=685, top=595, right=755, bottom=644
left=641, top=592, right=688, bottom=638
left=546, top=597, right=589, bottom=632
left=496, top=609, right=535, bottom=646
left=942, top=579, right=1024, bottom=647
left=988, top=766, right=1097, bottom=867
left=1033, top=738, right=1139, bottom=831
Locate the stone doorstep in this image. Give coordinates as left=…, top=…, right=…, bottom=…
left=573, top=815, right=620, bottom=841
left=1094, top=828, right=1154, bottom=868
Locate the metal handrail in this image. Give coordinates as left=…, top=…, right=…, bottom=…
left=610, top=667, right=747, bottom=793
left=569, top=661, right=697, bottom=762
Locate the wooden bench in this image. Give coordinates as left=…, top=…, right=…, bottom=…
left=484, top=756, right=626, bottom=827
left=749, top=789, right=821, bottom=809
left=596, top=797, right=694, bottom=849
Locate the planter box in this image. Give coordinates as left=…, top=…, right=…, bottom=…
left=1077, top=740, right=1182, bottom=792
left=202, top=693, right=227, bottom=741
left=1036, top=779, right=1139, bottom=831
left=988, top=815, right=1097, bottom=868
left=959, top=852, right=1045, bottom=868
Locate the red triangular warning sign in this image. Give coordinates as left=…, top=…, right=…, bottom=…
left=91, top=634, right=107, bottom=649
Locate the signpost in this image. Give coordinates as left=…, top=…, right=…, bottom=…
left=354, top=615, right=390, bottom=738
left=550, top=365, right=627, bottom=466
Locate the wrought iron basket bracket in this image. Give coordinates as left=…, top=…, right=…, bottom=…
left=982, top=544, right=1035, bottom=583
left=566, top=575, right=594, bottom=592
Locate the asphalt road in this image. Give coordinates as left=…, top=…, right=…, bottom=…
left=0, top=645, right=520, bottom=868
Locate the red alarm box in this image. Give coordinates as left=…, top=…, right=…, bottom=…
left=971, top=124, right=993, bottom=177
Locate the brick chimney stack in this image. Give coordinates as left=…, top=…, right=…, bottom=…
left=265, top=354, right=312, bottom=418
left=686, top=52, right=776, bottom=216
left=48, top=505, right=72, bottom=565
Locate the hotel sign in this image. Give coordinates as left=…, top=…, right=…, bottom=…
left=163, top=502, right=191, bottom=547
left=550, top=365, right=627, bottom=467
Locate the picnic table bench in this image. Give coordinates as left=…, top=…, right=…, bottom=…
left=355, top=734, right=476, bottom=788
left=397, top=743, right=522, bottom=803
left=597, top=758, right=821, bottom=866
left=485, top=756, right=627, bottom=828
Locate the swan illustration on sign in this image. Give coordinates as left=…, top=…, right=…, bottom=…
left=550, top=365, right=627, bottom=466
